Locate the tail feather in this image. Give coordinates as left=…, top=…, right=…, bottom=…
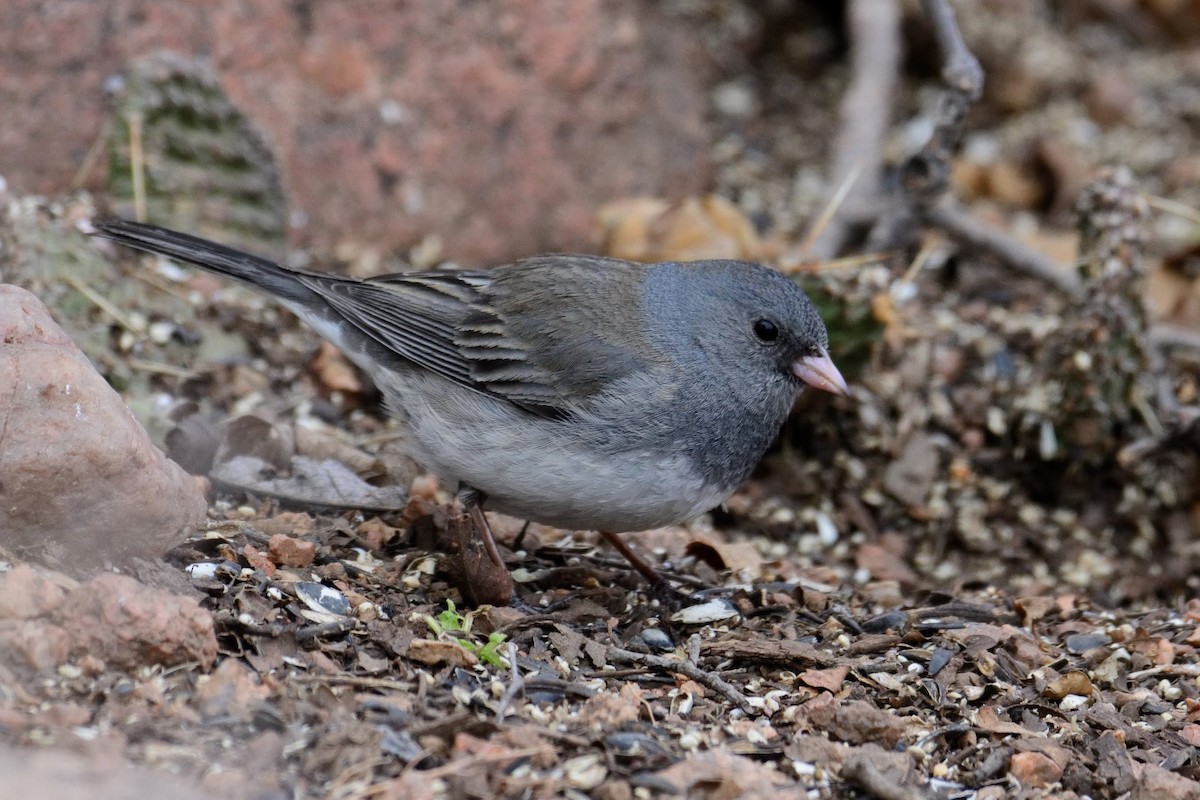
left=92, top=219, right=320, bottom=305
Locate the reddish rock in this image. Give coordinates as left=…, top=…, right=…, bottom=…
left=0, top=619, right=72, bottom=673
left=267, top=533, right=317, bottom=568
left=0, top=570, right=215, bottom=673
left=0, top=564, right=70, bottom=620
left=57, top=573, right=217, bottom=670
left=0, top=0, right=711, bottom=265
left=0, top=285, right=206, bottom=573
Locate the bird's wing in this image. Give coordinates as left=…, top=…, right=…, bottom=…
left=299, top=270, right=486, bottom=390
left=301, top=256, right=656, bottom=417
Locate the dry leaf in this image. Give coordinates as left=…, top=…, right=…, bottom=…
left=1044, top=670, right=1093, bottom=699
left=798, top=665, right=850, bottom=692
left=597, top=194, right=764, bottom=263
left=407, top=639, right=478, bottom=668
left=309, top=341, right=363, bottom=395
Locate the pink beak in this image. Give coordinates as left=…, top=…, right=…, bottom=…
left=792, top=348, right=849, bottom=396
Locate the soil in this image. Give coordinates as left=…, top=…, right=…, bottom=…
left=4, top=2, right=1200, bottom=799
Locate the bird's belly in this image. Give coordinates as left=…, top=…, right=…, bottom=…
left=478, top=450, right=730, bottom=532
left=385, top=372, right=730, bottom=532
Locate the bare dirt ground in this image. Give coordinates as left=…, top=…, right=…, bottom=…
left=4, top=2, right=1200, bottom=799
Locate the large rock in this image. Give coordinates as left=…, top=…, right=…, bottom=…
left=0, top=284, right=206, bottom=572
left=0, top=0, right=712, bottom=265
left=0, top=565, right=217, bottom=673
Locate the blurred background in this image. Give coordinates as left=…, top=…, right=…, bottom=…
left=5, top=2, right=1200, bottom=798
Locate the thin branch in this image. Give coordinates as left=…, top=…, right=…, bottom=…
left=920, top=0, right=983, bottom=97
left=495, top=642, right=524, bottom=720
left=806, top=0, right=901, bottom=260
left=924, top=202, right=1082, bottom=295
left=1152, top=324, right=1200, bottom=351
left=607, top=645, right=757, bottom=716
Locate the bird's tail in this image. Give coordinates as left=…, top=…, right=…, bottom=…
left=91, top=219, right=322, bottom=306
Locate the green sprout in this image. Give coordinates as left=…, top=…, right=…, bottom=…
left=423, top=600, right=510, bottom=669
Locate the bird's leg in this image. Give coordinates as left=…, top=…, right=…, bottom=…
left=599, top=531, right=670, bottom=589
left=458, top=486, right=505, bottom=567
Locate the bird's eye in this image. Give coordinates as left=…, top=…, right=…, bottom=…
left=753, top=318, right=779, bottom=343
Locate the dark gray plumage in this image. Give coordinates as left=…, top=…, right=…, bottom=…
left=92, top=219, right=846, bottom=536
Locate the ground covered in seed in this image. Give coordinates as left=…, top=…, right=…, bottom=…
left=4, top=3, right=1200, bottom=799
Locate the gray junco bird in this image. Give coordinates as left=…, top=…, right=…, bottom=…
left=93, top=219, right=847, bottom=591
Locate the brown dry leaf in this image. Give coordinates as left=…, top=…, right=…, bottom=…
left=1146, top=257, right=1200, bottom=327
left=548, top=624, right=588, bottom=664
left=654, top=749, right=794, bottom=800
left=407, top=639, right=478, bottom=668
left=793, top=694, right=908, bottom=747
left=309, top=341, right=362, bottom=395
left=356, top=517, right=401, bottom=550
left=1014, top=596, right=1058, bottom=626
left=1009, top=751, right=1063, bottom=788
left=973, top=705, right=1033, bottom=736
left=798, top=665, right=850, bottom=693
left=952, top=157, right=1045, bottom=209
left=685, top=536, right=764, bottom=573
left=1155, top=637, right=1176, bottom=665
left=447, top=511, right=513, bottom=607
left=1044, top=670, right=1093, bottom=699
left=597, top=194, right=764, bottom=263
left=987, top=160, right=1046, bottom=210
left=1017, top=229, right=1079, bottom=265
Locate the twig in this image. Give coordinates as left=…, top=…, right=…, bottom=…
left=906, top=0, right=1080, bottom=296
left=71, top=119, right=112, bottom=191
left=126, top=358, right=200, bottom=380
left=607, top=645, right=757, bottom=716
left=1127, top=664, right=1200, bottom=680
left=62, top=273, right=144, bottom=332
left=128, top=111, right=147, bottom=222
left=495, top=642, right=524, bottom=720
left=903, top=0, right=982, bottom=201
left=806, top=0, right=901, bottom=260
left=1145, top=194, right=1200, bottom=226
left=295, top=617, right=358, bottom=644
left=924, top=202, right=1082, bottom=295
left=793, top=160, right=865, bottom=261
left=785, top=250, right=896, bottom=275
left=920, top=0, right=983, bottom=97
left=291, top=674, right=416, bottom=692
left=1151, top=324, right=1200, bottom=351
